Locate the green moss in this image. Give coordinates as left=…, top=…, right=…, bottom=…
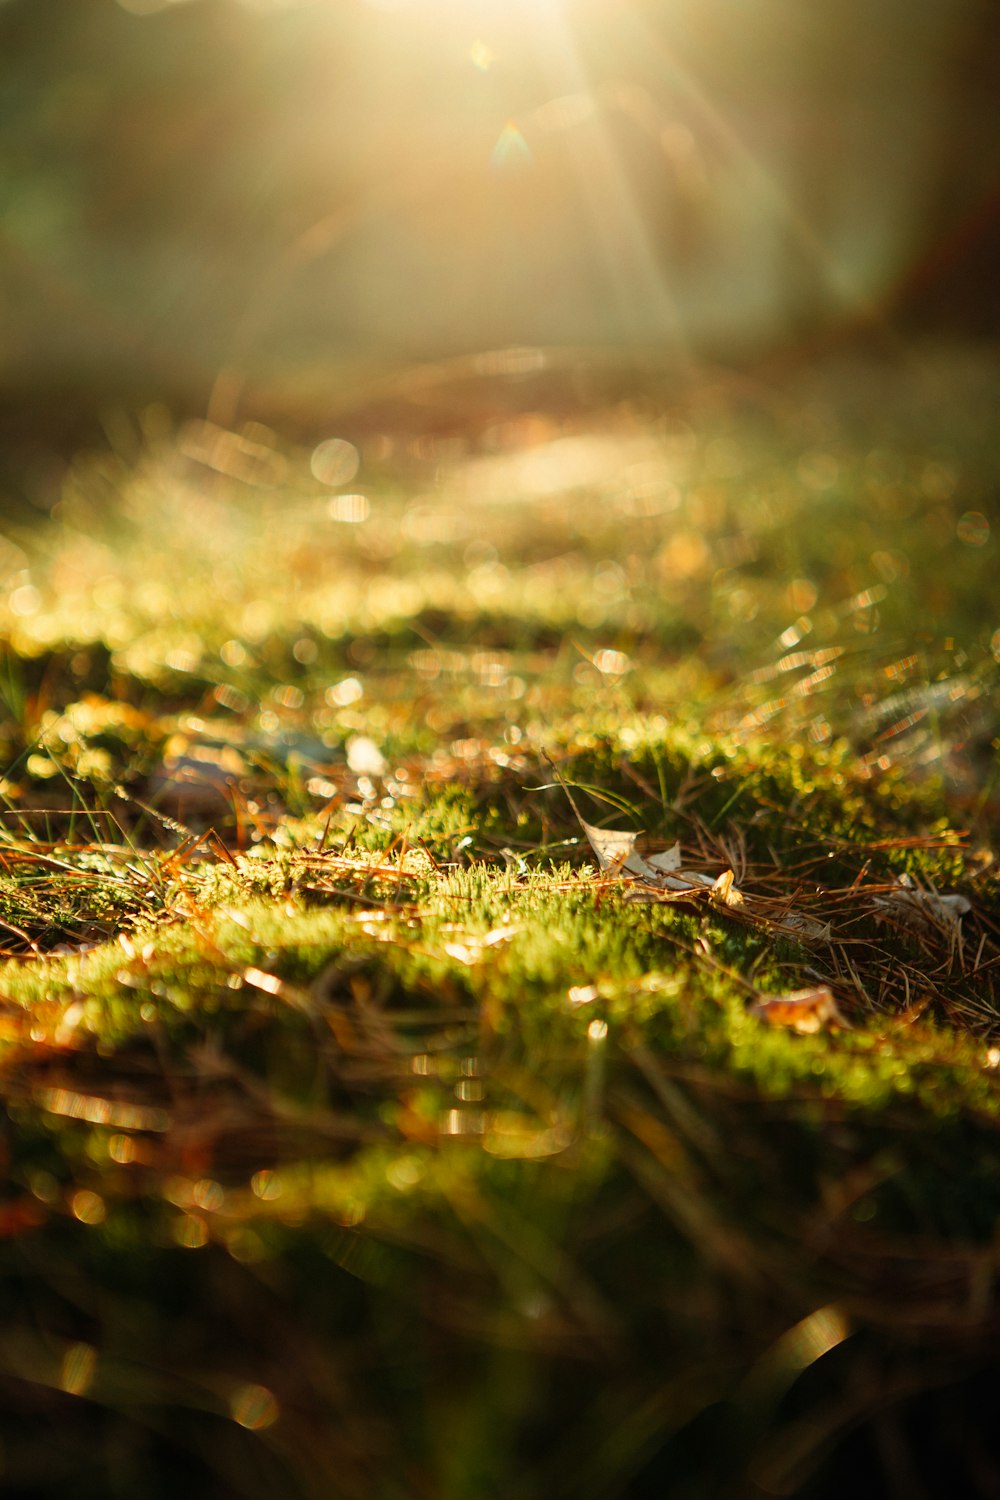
left=0, top=376, right=996, bottom=1497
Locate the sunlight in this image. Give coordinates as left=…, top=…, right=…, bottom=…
left=357, top=0, right=687, bottom=348
left=519, top=2, right=689, bottom=347
left=109, top=0, right=945, bottom=401
left=371, top=0, right=585, bottom=31
left=202, top=0, right=696, bottom=418
left=361, top=0, right=569, bottom=13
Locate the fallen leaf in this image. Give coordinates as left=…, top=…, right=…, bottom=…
left=581, top=822, right=660, bottom=880
left=750, top=985, right=847, bottom=1033
left=559, top=756, right=829, bottom=943
left=583, top=822, right=728, bottom=897
left=873, top=876, right=970, bottom=931
left=645, top=844, right=683, bottom=876
left=711, top=869, right=744, bottom=908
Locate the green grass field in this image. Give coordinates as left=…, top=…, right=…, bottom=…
left=0, top=350, right=997, bottom=1498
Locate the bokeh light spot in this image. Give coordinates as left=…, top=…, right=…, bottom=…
left=231, top=1383, right=280, bottom=1431
left=70, top=1190, right=106, bottom=1226
left=326, top=677, right=364, bottom=707
left=594, top=648, right=631, bottom=677
left=174, top=1214, right=209, bottom=1249
left=221, top=639, right=248, bottom=667
left=788, top=578, right=818, bottom=612
left=60, top=1342, right=97, bottom=1397
left=957, top=511, right=989, bottom=548
left=347, top=735, right=386, bottom=776
left=329, top=493, right=370, bottom=524
left=311, top=438, right=360, bottom=488
left=251, top=1169, right=283, bottom=1200
left=193, top=1178, right=226, bottom=1213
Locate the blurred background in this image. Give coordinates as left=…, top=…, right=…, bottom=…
left=0, top=0, right=998, bottom=454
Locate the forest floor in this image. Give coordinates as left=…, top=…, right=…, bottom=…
left=0, top=347, right=997, bottom=1499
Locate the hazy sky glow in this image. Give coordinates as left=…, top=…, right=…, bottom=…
left=2, top=0, right=992, bottom=399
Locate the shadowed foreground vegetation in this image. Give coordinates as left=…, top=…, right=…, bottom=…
left=0, top=352, right=998, bottom=1497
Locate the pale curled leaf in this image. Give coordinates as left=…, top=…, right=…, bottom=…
left=645, top=844, right=683, bottom=876
left=750, top=986, right=848, bottom=1033
left=872, top=876, right=970, bottom=932
left=711, top=869, right=744, bottom=908
left=663, top=868, right=717, bottom=892
left=581, top=821, right=659, bottom=879
left=583, top=823, right=723, bottom=894
left=581, top=819, right=835, bottom=942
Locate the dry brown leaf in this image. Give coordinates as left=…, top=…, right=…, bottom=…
left=750, top=985, right=848, bottom=1033
left=574, top=792, right=829, bottom=944
left=872, top=876, right=970, bottom=931
left=645, top=845, right=684, bottom=877
left=583, top=822, right=726, bottom=896
left=581, top=821, right=661, bottom=880
left=711, top=869, right=744, bottom=908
